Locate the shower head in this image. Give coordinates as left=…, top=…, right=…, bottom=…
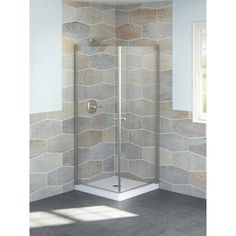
left=89, top=38, right=101, bottom=47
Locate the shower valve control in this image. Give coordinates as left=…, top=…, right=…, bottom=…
left=87, top=100, right=102, bottom=113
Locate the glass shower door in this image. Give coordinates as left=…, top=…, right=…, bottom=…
left=117, top=46, right=159, bottom=192
left=75, top=44, right=119, bottom=192
left=75, top=44, right=159, bottom=193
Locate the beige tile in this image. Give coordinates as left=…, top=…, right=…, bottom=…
left=90, top=113, right=114, bottom=130
left=115, top=39, right=129, bottom=46
left=63, top=181, right=75, bottom=193
left=78, top=161, right=102, bottom=178
left=189, top=171, right=206, bottom=190
left=30, top=113, right=47, bottom=125
left=160, top=166, right=188, bottom=184
left=128, top=46, right=155, bottom=55
left=30, top=174, right=47, bottom=193
left=129, top=130, right=156, bottom=147
left=115, top=10, right=129, bottom=26
left=129, top=38, right=158, bottom=47
left=142, top=1, right=172, bottom=9
left=160, top=53, right=172, bottom=70
left=102, top=69, right=116, bottom=84
left=173, top=152, right=206, bottom=171
left=159, top=102, right=192, bottom=119
left=78, top=130, right=103, bottom=147
left=90, top=54, right=115, bottom=70
left=172, top=184, right=206, bottom=199
left=62, top=86, right=74, bottom=103
left=48, top=167, right=74, bottom=185
left=129, top=160, right=156, bottom=178
left=30, top=153, right=62, bottom=173
left=62, top=69, right=74, bottom=88
left=129, top=99, right=156, bottom=116
left=160, top=133, right=189, bottom=151
left=31, top=120, right=63, bottom=139
left=103, top=127, right=115, bottom=142
left=62, top=4, right=77, bottom=23
left=158, top=6, right=172, bottom=23
left=158, top=38, right=172, bottom=54
left=116, top=4, right=141, bottom=11
left=89, top=143, right=115, bottom=160
left=142, top=147, right=156, bottom=164
left=63, top=0, right=90, bottom=8
left=160, top=147, right=173, bottom=165
left=159, top=179, right=173, bottom=191
left=143, top=53, right=157, bottom=71
left=63, top=22, right=90, bottom=39
left=76, top=53, right=89, bottom=70
left=129, top=69, right=156, bottom=86
left=103, top=156, right=114, bottom=172
left=125, top=53, right=143, bottom=70
left=129, top=8, right=157, bottom=25
left=92, top=3, right=114, bottom=10
left=30, top=186, right=62, bottom=202
left=63, top=55, right=73, bottom=70
left=77, top=7, right=102, bottom=24
left=116, top=24, right=142, bottom=40
left=30, top=140, right=47, bottom=158
left=103, top=9, right=115, bottom=26
left=48, top=134, right=74, bottom=153
left=173, top=119, right=206, bottom=138
left=90, top=24, right=115, bottom=41
left=100, top=97, right=117, bottom=113
left=143, top=22, right=172, bottom=40
left=63, top=37, right=74, bottom=54
left=77, top=69, right=103, bottom=85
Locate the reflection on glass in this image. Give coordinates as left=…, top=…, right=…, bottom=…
left=202, top=94, right=207, bottom=113
left=202, top=73, right=207, bottom=93
left=201, top=49, right=207, bottom=69
left=201, top=28, right=207, bottom=49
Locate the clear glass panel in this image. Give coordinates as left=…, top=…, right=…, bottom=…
left=202, top=73, right=207, bottom=94
left=201, top=48, right=207, bottom=69
left=202, top=94, right=207, bottom=113
left=75, top=45, right=119, bottom=192
left=119, top=46, right=158, bottom=192
left=75, top=44, right=158, bottom=193
left=201, top=28, right=207, bottom=49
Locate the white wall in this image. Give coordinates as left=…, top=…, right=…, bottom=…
left=173, top=0, right=206, bottom=111
left=30, top=0, right=62, bottom=113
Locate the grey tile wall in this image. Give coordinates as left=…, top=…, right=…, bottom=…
left=30, top=0, right=206, bottom=201
left=63, top=1, right=117, bottom=185
left=114, top=0, right=207, bottom=198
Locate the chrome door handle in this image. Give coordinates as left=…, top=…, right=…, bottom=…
left=113, top=117, right=126, bottom=121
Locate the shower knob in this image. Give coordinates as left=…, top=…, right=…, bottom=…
left=87, top=100, right=102, bottom=113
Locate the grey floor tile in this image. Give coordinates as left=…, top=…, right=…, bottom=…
left=30, top=190, right=206, bottom=236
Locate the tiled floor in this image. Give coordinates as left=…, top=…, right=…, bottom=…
left=30, top=190, right=206, bottom=236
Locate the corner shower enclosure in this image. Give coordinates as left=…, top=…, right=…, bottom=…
left=74, top=43, right=160, bottom=199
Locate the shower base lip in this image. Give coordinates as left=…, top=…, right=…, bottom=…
left=75, top=183, right=159, bottom=201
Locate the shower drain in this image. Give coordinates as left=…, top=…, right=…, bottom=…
left=113, top=184, right=120, bottom=187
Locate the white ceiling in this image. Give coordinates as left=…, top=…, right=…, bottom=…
left=80, top=0, right=160, bottom=5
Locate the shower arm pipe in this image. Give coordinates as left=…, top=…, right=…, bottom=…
left=74, top=44, right=80, bottom=185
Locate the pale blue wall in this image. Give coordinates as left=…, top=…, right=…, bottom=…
left=30, top=0, right=62, bottom=113
left=173, top=0, right=206, bottom=111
